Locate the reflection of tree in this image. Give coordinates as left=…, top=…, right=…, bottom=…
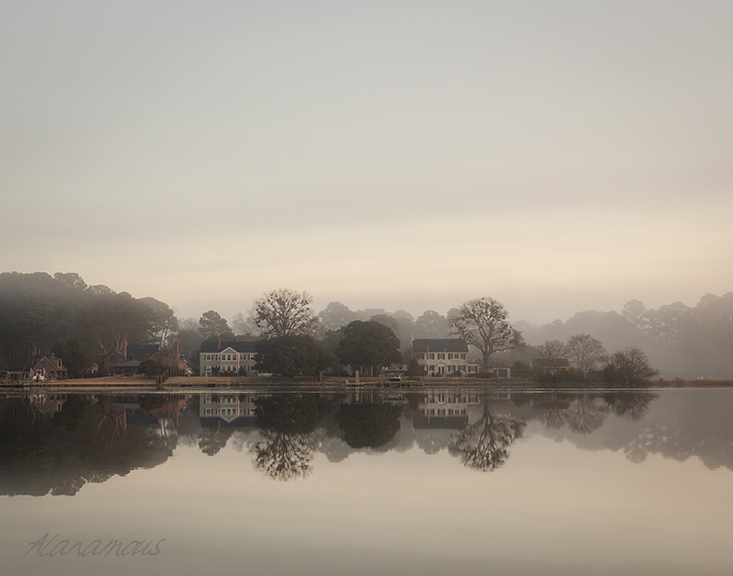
left=537, top=394, right=569, bottom=430
left=565, top=394, right=608, bottom=434
left=252, top=430, right=317, bottom=480
left=449, top=396, right=525, bottom=472
left=198, top=427, right=234, bottom=456
left=250, top=395, right=330, bottom=480
left=0, top=395, right=176, bottom=496
left=336, top=403, right=401, bottom=449
left=604, top=392, right=655, bottom=421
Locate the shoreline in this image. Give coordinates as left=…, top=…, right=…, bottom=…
left=2, top=375, right=732, bottom=394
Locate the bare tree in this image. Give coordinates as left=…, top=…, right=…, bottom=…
left=566, top=333, right=607, bottom=377
left=448, top=297, right=525, bottom=370
left=605, top=347, right=659, bottom=385
left=232, top=312, right=259, bottom=337
left=539, top=339, right=567, bottom=365
left=252, top=289, right=318, bottom=338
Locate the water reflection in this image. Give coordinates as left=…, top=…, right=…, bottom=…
left=3, top=388, right=733, bottom=494
left=448, top=395, right=525, bottom=472
left=250, top=395, right=329, bottom=480
left=0, top=393, right=184, bottom=496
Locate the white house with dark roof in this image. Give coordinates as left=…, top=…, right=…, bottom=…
left=199, top=339, right=258, bottom=375
left=412, top=339, right=480, bottom=376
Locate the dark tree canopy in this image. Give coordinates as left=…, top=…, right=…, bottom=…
left=336, top=321, right=402, bottom=375
left=198, top=310, right=234, bottom=340
left=0, top=272, right=162, bottom=371
left=52, top=338, right=88, bottom=377
left=255, top=335, right=327, bottom=377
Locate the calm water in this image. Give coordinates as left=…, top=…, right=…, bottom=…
left=1, top=387, right=732, bottom=575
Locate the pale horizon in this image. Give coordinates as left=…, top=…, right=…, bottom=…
left=2, top=1, right=731, bottom=326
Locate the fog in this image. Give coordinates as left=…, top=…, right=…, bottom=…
left=2, top=1, right=732, bottom=324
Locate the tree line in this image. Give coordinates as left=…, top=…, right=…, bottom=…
left=0, top=272, right=175, bottom=375
left=517, top=295, right=733, bottom=379
left=0, top=272, right=699, bottom=382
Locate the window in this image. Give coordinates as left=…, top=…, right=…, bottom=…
left=417, top=353, right=425, bottom=360
left=437, top=353, right=445, bottom=360
left=205, top=365, right=212, bottom=373
left=429, top=353, right=435, bottom=360
left=205, top=354, right=212, bottom=361
left=461, top=353, right=466, bottom=359
left=448, top=353, right=453, bottom=360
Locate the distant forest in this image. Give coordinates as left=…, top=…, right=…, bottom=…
left=0, top=271, right=731, bottom=379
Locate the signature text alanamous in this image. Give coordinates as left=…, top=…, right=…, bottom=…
left=24, top=532, right=166, bottom=558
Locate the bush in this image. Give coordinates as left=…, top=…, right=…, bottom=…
left=533, top=367, right=582, bottom=383
left=137, top=359, right=166, bottom=378
left=405, top=358, right=424, bottom=378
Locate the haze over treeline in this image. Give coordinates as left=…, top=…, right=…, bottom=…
left=1, top=271, right=731, bottom=379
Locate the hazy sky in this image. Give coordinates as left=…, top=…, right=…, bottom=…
left=2, top=1, right=732, bottom=323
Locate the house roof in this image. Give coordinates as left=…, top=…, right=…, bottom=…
left=110, top=360, right=142, bottom=368
left=32, top=356, right=68, bottom=371
left=200, top=341, right=258, bottom=353
left=127, top=344, right=163, bottom=357
left=412, top=339, right=468, bottom=353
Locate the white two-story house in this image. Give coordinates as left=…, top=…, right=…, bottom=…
left=199, top=339, right=258, bottom=376
left=412, top=339, right=480, bottom=376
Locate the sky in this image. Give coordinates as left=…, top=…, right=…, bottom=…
left=2, top=1, right=732, bottom=324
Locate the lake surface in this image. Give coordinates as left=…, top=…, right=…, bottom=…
left=1, top=387, right=732, bottom=575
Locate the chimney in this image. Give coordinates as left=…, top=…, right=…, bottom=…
left=217, top=337, right=221, bottom=350
left=122, top=341, right=128, bottom=360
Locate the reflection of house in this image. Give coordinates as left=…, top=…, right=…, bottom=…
left=199, top=340, right=258, bottom=375
left=104, top=341, right=187, bottom=375
left=530, top=358, right=570, bottom=375
left=29, top=393, right=67, bottom=416
left=199, top=393, right=267, bottom=428
left=413, top=389, right=480, bottom=429
left=31, top=355, right=68, bottom=380
left=412, top=339, right=480, bottom=376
